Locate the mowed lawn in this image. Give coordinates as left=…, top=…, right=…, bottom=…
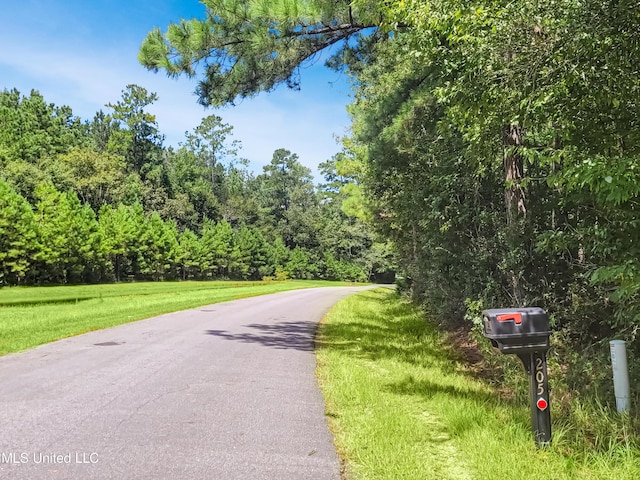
left=0, top=280, right=350, bottom=355
left=317, top=288, right=640, bottom=480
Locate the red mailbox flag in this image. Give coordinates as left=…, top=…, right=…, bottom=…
left=496, top=312, right=522, bottom=325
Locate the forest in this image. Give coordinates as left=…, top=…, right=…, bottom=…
left=0, top=85, right=394, bottom=286
left=341, top=0, right=640, bottom=399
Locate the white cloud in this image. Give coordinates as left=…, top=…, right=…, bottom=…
left=0, top=37, right=351, bottom=180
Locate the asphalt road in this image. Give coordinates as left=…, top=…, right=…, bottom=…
left=0, top=286, right=372, bottom=480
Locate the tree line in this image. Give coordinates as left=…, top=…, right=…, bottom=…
left=0, top=86, right=394, bottom=286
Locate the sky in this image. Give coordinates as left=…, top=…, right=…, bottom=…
left=0, top=0, right=354, bottom=179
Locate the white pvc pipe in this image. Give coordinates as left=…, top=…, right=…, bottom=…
left=610, top=340, right=631, bottom=412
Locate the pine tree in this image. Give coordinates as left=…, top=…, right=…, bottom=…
left=139, top=0, right=382, bottom=106
left=0, top=181, right=38, bottom=285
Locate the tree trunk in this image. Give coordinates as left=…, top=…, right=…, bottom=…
left=504, top=125, right=526, bottom=222
left=115, top=254, right=121, bottom=282
left=503, top=125, right=526, bottom=307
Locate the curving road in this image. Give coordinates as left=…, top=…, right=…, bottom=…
left=0, top=286, right=371, bottom=480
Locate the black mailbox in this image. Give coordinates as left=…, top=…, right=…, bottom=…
left=482, top=307, right=551, bottom=354
left=482, top=307, right=552, bottom=447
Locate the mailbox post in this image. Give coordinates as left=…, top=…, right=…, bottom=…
left=482, top=307, right=552, bottom=447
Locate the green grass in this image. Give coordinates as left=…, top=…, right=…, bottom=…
left=316, top=288, right=640, bottom=480
left=0, top=280, right=351, bottom=355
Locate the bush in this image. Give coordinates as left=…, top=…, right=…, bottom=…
left=274, top=266, right=289, bottom=281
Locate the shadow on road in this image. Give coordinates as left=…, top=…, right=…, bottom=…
left=204, top=321, right=317, bottom=351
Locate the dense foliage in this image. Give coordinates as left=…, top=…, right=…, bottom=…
left=344, top=0, right=640, bottom=407
left=139, top=0, right=640, bottom=408
left=0, top=86, right=393, bottom=286
left=347, top=1, right=640, bottom=399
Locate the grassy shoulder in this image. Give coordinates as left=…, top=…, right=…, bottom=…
left=0, top=280, right=352, bottom=355
left=316, top=288, right=640, bottom=480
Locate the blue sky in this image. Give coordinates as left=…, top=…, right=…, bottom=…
left=0, top=0, right=353, bottom=178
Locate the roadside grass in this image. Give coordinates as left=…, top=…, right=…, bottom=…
left=316, top=288, right=640, bottom=480
left=0, top=280, right=350, bottom=355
